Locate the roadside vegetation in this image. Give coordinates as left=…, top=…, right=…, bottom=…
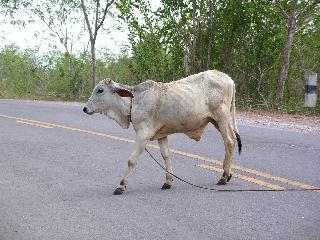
left=0, top=0, right=319, bottom=115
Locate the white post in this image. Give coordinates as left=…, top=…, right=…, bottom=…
left=304, top=71, right=317, bottom=107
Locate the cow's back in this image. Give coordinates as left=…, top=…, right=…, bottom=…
left=132, top=70, right=234, bottom=138
left=157, top=70, right=233, bottom=118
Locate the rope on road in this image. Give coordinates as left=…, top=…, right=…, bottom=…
left=145, top=148, right=320, bottom=193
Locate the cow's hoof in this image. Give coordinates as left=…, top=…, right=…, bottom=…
left=217, top=178, right=227, bottom=185
left=113, top=188, right=124, bottom=195
left=161, top=183, right=172, bottom=190
left=227, top=174, right=232, bottom=182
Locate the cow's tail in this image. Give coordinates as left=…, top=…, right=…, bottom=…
left=231, top=83, right=242, bottom=155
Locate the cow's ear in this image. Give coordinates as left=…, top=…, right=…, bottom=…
left=114, top=88, right=134, bottom=98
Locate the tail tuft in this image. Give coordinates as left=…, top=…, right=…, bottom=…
left=234, top=131, right=242, bottom=155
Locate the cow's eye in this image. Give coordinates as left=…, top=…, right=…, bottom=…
left=96, top=89, right=104, bottom=94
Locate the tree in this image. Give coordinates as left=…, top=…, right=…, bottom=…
left=117, top=0, right=176, bottom=81
left=206, top=0, right=213, bottom=70
left=0, top=0, right=32, bottom=29
left=274, top=0, right=320, bottom=110
left=160, top=0, right=192, bottom=77
left=80, top=0, right=115, bottom=89
left=0, top=0, right=30, bottom=15
left=30, top=0, right=87, bottom=97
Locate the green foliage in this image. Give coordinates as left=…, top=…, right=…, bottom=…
left=0, top=45, right=140, bottom=100
left=1, top=0, right=319, bottom=115
left=45, top=52, right=92, bottom=99
left=0, top=45, right=41, bottom=97
left=115, top=0, right=320, bottom=115
left=101, top=56, right=133, bottom=83
left=0, top=45, right=99, bottom=100
left=130, top=34, right=175, bottom=82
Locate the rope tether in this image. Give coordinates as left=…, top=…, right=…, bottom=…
left=144, top=148, right=320, bottom=192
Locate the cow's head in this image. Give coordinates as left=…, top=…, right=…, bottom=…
left=83, top=79, right=134, bottom=129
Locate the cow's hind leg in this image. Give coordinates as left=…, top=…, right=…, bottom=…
left=213, top=110, right=236, bottom=185
left=114, top=137, right=148, bottom=195
left=158, top=137, right=173, bottom=190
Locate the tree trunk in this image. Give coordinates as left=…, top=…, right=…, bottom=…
left=183, top=48, right=190, bottom=77
left=206, top=0, right=213, bottom=70
left=91, top=44, right=96, bottom=89
left=80, top=0, right=114, bottom=90
left=198, top=0, right=206, bottom=71
left=221, top=34, right=234, bottom=73
left=191, top=0, right=197, bottom=74
left=275, top=0, right=298, bottom=110
left=198, top=22, right=205, bottom=71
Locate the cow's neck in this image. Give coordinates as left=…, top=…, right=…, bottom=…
left=104, top=97, right=131, bottom=129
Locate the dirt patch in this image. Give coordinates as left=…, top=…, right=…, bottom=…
left=238, top=110, right=320, bottom=134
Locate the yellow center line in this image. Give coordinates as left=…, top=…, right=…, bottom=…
left=169, top=149, right=320, bottom=192
left=0, top=113, right=319, bottom=192
left=197, top=164, right=285, bottom=190
left=16, top=120, right=54, bottom=129
left=0, top=114, right=135, bottom=143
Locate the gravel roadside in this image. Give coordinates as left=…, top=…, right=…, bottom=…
left=238, top=110, right=320, bottom=134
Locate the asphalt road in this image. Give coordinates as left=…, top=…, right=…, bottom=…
left=0, top=99, right=319, bottom=240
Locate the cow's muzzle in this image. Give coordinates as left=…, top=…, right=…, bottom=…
left=83, top=106, right=94, bottom=115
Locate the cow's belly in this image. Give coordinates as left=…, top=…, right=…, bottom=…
left=151, top=115, right=211, bottom=141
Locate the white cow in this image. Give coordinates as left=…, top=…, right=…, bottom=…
left=83, top=70, right=242, bottom=195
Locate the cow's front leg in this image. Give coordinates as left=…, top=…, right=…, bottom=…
left=158, top=137, right=173, bottom=190
left=114, top=137, right=148, bottom=195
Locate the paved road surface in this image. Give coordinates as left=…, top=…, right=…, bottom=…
left=0, top=100, right=319, bottom=240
